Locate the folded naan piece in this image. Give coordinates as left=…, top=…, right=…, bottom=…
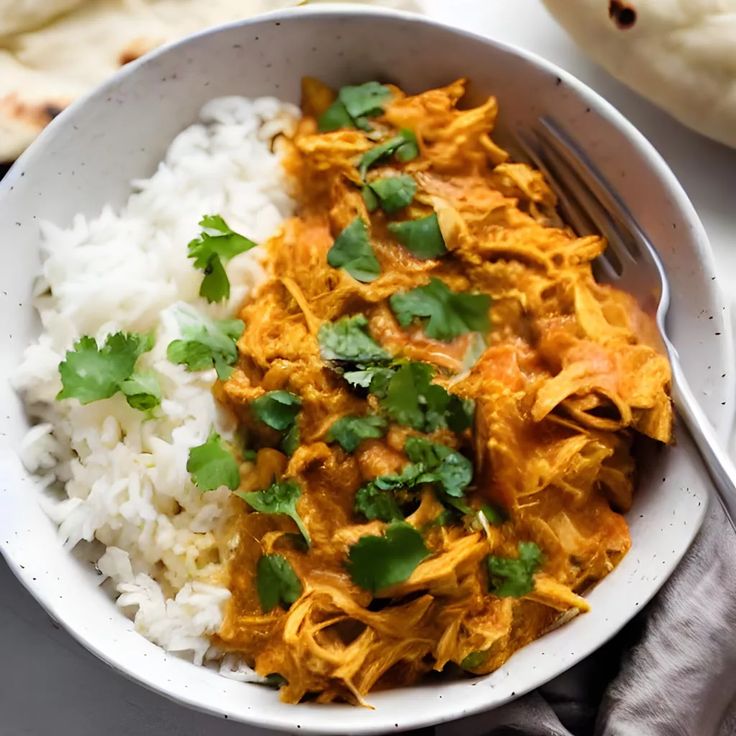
left=0, top=0, right=419, bottom=161
left=543, top=0, right=736, bottom=149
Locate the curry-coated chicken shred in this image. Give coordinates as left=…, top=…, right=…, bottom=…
left=212, top=78, right=672, bottom=705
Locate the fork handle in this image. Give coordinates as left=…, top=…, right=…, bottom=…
left=670, top=357, right=736, bottom=528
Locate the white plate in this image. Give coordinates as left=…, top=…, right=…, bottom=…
left=0, top=7, right=733, bottom=734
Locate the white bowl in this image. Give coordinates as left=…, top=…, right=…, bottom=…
left=0, top=6, right=733, bottom=734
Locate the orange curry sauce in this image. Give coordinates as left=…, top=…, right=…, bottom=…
left=213, top=79, right=672, bottom=704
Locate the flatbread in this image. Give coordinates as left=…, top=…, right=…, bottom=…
left=0, top=0, right=419, bottom=161
left=0, top=0, right=87, bottom=37
left=543, top=0, right=736, bottom=149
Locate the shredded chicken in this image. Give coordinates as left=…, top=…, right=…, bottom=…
left=213, top=78, right=673, bottom=704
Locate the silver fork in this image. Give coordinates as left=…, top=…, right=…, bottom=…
left=513, top=116, right=736, bottom=528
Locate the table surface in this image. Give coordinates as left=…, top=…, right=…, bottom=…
left=4, top=2, right=736, bottom=734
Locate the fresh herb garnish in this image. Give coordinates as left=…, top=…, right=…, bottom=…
left=280, top=423, right=300, bottom=457
left=340, top=82, right=392, bottom=120
left=318, top=82, right=392, bottom=132
left=355, top=463, right=424, bottom=522
left=372, top=461, right=425, bottom=491
left=187, top=429, right=241, bottom=492
left=461, top=650, right=488, bottom=670
left=480, top=503, right=505, bottom=526
left=57, top=331, right=158, bottom=411
left=388, top=213, right=447, bottom=260
left=187, top=214, right=257, bottom=303
left=318, top=314, right=390, bottom=365
left=404, top=437, right=473, bottom=498
left=326, top=217, right=381, bottom=283
left=238, top=479, right=310, bottom=545
left=487, top=542, right=543, bottom=597
left=346, top=521, right=429, bottom=593
left=326, top=415, right=388, bottom=453
left=354, top=484, right=404, bottom=522
left=263, top=673, right=288, bottom=688
left=250, top=390, right=302, bottom=457
left=166, top=310, right=244, bottom=380
left=383, top=362, right=439, bottom=430
left=354, top=439, right=471, bottom=522
left=362, top=186, right=379, bottom=212
left=390, top=278, right=491, bottom=341
left=119, top=371, right=161, bottom=412
left=342, top=364, right=395, bottom=390
left=318, top=101, right=354, bottom=132
left=251, top=390, right=302, bottom=431
left=374, top=361, right=473, bottom=433
left=317, top=319, right=474, bottom=434
left=363, top=174, right=416, bottom=214
left=256, top=554, right=302, bottom=612
left=359, top=129, right=419, bottom=178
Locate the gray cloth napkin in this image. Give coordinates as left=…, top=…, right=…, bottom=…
left=439, top=498, right=736, bottom=736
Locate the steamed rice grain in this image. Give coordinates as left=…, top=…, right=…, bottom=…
left=14, top=96, right=300, bottom=669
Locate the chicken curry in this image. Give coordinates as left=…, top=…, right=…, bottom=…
left=213, top=79, right=673, bottom=704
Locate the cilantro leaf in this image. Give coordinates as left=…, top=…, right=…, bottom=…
left=318, top=100, right=353, bottom=132
left=57, top=331, right=154, bottom=407
left=187, top=430, right=240, bottom=492
left=404, top=437, right=473, bottom=498
left=339, top=82, right=392, bottom=119
left=446, top=395, right=476, bottom=434
left=342, top=365, right=394, bottom=391
left=487, top=542, right=543, bottom=597
left=280, top=423, right=300, bottom=457
left=318, top=82, right=392, bottom=132
left=381, top=362, right=452, bottom=432
left=119, top=371, right=161, bottom=411
left=390, top=278, right=491, bottom=341
left=362, top=185, right=379, bottom=213
left=354, top=484, right=404, bottom=522
left=353, top=439, right=472, bottom=522
left=251, top=390, right=302, bottom=432
left=188, top=215, right=257, bottom=266
left=359, top=129, right=419, bottom=178
left=388, top=213, right=447, bottom=260
left=326, top=415, right=387, bottom=453
left=326, top=217, right=380, bottom=283
left=480, top=503, right=506, bottom=526
left=199, top=255, right=230, bottom=303
left=187, top=214, right=257, bottom=303
left=372, top=462, right=424, bottom=491
left=251, top=390, right=301, bottom=457
left=238, top=479, right=310, bottom=544
left=167, top=312, right=244, bottom=381
left=461, top=650, right=489, bottom=671
left=382, top=362, right=431, bottom=429
left=347, top=522, right=429, bottom=593
left=356, top=360, right=474, bottom=434
left=364, top=174, right=416, bottom=214
left=395, top=137, right=419, bottom=162
left=256, top=554, right=302, bottom=613
left=318, top=314, right=390, bottom=365
left=263, top=673, right=287, bottom=688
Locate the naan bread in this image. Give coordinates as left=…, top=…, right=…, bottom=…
left=0, top=0, right=87, bottom=36
left=0, top=0, right=419, bottom=161
left=543, top=0, right=736, bottom=148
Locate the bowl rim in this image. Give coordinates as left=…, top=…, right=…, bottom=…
left=1, top=4, right=734, bottom=734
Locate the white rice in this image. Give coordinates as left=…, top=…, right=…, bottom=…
left=13, top=96, right=300, bottom=668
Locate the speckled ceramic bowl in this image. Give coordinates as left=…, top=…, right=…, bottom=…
left=0, top=6, right=733, bottom=734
